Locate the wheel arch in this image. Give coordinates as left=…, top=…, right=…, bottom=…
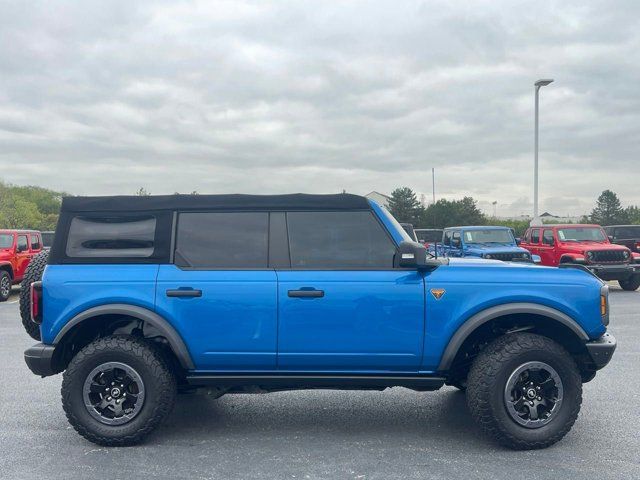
left=437, top=302, right=589, bottom=373
left=0, top=262, right=14, bottom=279
left=52, top=304, right=195, bottom=371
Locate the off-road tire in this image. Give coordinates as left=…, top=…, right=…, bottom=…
left=619, top=276, right=640, bottom=291
left=0, top=270, right=11, bottom=302
left=466, top=332, right=582, bottom=450
left=62, top=335, right=177, bottom=446
left=19, top=250, right=49, bottom=340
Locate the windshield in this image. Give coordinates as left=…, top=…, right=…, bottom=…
left=415, top=230, right=442, bottom=243
left=463, top=229, right=514, bottom=244
left=558, top=228, right=606, bottom=242
left=0, top=234, right=14, bottom=249
left=377, top=208, right=412, bottom=242
left=615, top=226, right=640, bottom=239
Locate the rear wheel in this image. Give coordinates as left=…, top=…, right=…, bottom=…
left=619, top=276, right=640, bottom=291
left=0, top=270, right=11, bottom=302
left=62, top=335, right=177, bottom=446
left=466, top=332, right=582, bottom=450
left=19, top=250, right=49, bottom=340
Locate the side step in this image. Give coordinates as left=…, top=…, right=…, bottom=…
left=185, top=374, right=446, bottom=392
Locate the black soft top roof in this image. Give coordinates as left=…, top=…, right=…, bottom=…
left=61, top=193, right=371, bottom=213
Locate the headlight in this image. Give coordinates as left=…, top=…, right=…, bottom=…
left=623, top=251, right=630, bottom=259
left=586, top=251, right=594, bottom=260
left=485, top=254, right=492, bottom=259
left=521, top=253, right=529, bottom=258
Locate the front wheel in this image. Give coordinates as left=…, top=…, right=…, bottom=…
left=619, top=276, right=640, bottom=291
left=62, top=336, right=177, bottom=446
left=0, top=270, right=11, bottom=302
left=466, top=332, right=582, bottom=450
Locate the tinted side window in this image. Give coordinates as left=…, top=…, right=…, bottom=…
left=443, top=231, right=452, bottom=246
left=287, top=211, right=395, bottom=268
left=66, top=216, right=156, bottom=258
left=543, top=229, right=554, bottom=245
left=17, top=235, right=28, bottom=251
left=30, top=234, right=41, bottom=250
left=176, top=212, right=268, bottom=268
left=531, top=229, right=540, bottom=244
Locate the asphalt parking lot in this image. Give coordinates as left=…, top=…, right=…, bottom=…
left=0, top=286, right=638, bottom=480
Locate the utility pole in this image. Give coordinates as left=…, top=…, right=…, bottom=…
left=532, top=78, right=554, bottom=226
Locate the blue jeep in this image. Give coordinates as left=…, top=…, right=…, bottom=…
left=23, top=194, right=615, bottom=449
left=436, top=226, right=540, bottom=262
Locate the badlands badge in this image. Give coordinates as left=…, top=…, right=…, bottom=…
left=430, top=288, right=446, bottom=300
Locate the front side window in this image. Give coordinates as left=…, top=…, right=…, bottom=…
left=443, top=231, right=452, bottom=246
left=175, top=212, right=268, bottom=268
left=287, top=211, right=395, bottom=268
left=66, top=216, right=156, bottom=258
left=0, top=234, right=13, bottom=249
left=30, top=234, right=41, bottom=250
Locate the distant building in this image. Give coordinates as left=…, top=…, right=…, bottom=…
left=365, top=191, right=391, bottom=208
left=496, top=212, right=584, bottom=223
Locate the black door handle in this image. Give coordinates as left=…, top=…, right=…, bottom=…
left=288, top=289, right=324, bottom=298
left=166, top=289, right=202, bottom=298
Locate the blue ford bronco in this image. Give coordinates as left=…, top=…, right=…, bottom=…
left=22, top=194, right=615, bottom=449
left=435, top=225, right=540, bottom=263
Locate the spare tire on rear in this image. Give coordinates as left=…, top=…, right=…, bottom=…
left=19, top=250, right=49, bottom=340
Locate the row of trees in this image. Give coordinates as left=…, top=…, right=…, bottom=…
left=0, top=181, right=63, bottom=231
left=387, top=187, right=640, bottom=236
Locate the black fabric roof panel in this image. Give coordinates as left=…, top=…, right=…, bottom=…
left=61, top=193, right=371, bottom=213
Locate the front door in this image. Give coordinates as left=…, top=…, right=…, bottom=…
left=155, top=211, right=277, bottom=371
left=276, top=211, right=425, bottom=371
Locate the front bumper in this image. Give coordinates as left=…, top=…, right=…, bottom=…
left=586, top=263, right=640, bottom=281
left=585, top=333, right=617, bottom=369
left=24, top=343, right=56, bottom=377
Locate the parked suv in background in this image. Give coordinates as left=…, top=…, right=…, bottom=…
left=0, top=229, right=43, bottom=301
left=23, top=194, right=615, bottom=449
left=521, top=224, right=640, bottom=290
left=414, top=228, right=443, bottom=247
left=604, top=225, right=640, bottom=253
left=434, top=226, right=537, bottom=262
left=40, top=231, right=55, bottom=250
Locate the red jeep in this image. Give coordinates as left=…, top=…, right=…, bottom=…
left=520, top=224, right=640, bottom=290
left=0, top=230, right=44, bottom=301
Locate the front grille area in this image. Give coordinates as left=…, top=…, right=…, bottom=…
left=487, top=252, right=528, bottom=261
left=589, top=250, right=627, bottom=264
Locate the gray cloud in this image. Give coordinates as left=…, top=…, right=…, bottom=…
left=1, top=0, right=639, bottom=216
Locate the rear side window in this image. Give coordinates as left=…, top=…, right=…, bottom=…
left=287, top=211, right=395, bottom=268
left=531, top=229, right=540, bottom=244
left=30, top=234, right=41, bottom=250
left=175, top=212, right=268, bottom=268
left=66, top=216, right=156, bottom=258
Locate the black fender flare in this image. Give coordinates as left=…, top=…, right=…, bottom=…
left=54, top=304, right=195, bottom=370
left=0, top=261, right=14, bottom=279
left=437, top=302, right=589, bottom=372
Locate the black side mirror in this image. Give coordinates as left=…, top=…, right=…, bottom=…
left=515, top=237, right=522, bottom=245
left=396, top=241, right=441, bottom=270
left=608, top=235, right=614, bottom=242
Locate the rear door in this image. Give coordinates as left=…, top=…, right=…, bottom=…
left=155, top=211, right=278, bottom=371
left=14, top=234, right=31, bottom=279
left=276, top=210, right=425, bottom=371
left=538, top=229, right=557, bottom=265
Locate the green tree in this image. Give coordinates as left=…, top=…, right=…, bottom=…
left=136, top=187, right=151, bottom=196
left=388, top=187, right=423, bottom=224
left=0, top=180, right=63, bottom=230
left=419, top=197, right=486, bottom=229
left=590, top=190, right=627, bottom=225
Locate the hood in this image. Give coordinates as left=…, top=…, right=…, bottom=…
left=559, top=242, right=629, bottom=254
left=464, top=245, right=528, bottom=255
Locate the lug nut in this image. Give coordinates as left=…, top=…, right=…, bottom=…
left=537, top=397, right=542, bottom=401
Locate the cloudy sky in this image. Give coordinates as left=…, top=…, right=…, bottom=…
left=1, top=0, right=639, bottom=216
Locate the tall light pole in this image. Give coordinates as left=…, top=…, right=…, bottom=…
left=532, top=78, right=553, bottom=227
